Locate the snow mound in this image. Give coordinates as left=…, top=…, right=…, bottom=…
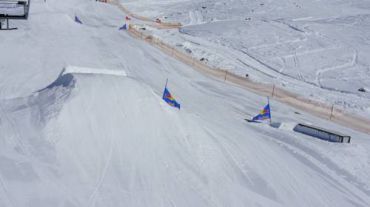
left=2, top=73, right=369, bottom=207
left=2, top=71, right=268, bottom=207
left=0, top=71, right=310, bottom=207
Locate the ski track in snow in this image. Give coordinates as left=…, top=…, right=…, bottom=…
left=87, top=127, right=115, bottom=207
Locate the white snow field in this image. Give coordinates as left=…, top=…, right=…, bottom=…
left=122, top=0, right=370, bottom=115
left=0, top=0, right=370, bottom=207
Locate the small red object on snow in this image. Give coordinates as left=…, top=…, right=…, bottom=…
left=125, top=16, right=131, bottom=21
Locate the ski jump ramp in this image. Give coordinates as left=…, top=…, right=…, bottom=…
left=62, top=66, right=127, bottom=77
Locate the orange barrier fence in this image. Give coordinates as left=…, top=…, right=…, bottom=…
left=110, top=0, right=182, bottom=29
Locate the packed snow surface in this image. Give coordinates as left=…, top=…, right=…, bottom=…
left=0, top=0, right=370, bottom=207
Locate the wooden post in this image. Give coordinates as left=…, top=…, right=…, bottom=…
left=271, top=84, right=275, bottom=97
left=224, top=70, right=228, bottom=82
left=329, top=104, right=334, bottom=120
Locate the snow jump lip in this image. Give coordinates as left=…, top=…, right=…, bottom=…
left=62, top=66, right=127, bottom=77
left=37, top=66, right=127, bottom=92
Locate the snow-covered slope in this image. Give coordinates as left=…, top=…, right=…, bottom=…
left=122, top=0, right=370, bottom=114
left=0, top=0, right=370, bottom=206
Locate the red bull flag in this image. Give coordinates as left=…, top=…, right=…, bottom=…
left=251, top=98, right=271, bottom=122
left=162, top=79, right=180, bottom=110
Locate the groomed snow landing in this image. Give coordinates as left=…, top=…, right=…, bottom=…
left=0, top=70, right=369, bottom=207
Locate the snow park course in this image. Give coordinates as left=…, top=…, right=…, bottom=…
left=0, top=0, right=370, bottom=207
left=121, top=0, right=370, bottom=116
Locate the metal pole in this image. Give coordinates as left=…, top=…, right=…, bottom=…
left=165, top=78, right=168, bottom=88
left=162, top=78, right=168, bottom=99
left=268, top=96, right=272, bottom=124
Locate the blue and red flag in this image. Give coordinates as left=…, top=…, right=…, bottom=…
left=75, top=16, right=83, bottom=24
left=119, top=24, right=127, bottom=30
left=162, top=80, right=180, bottom=110
left=252, top=102, right=271, bottom=121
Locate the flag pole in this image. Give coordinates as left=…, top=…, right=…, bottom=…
left=268, top=96, right=272, bottom=124
left=163, top=78, right=168, bottom=99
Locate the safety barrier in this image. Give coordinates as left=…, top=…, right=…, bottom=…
left=109, top=0, right=182, bottom=29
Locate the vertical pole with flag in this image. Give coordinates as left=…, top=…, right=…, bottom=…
left=163, top=78, right=168, bottom=100
left=162, top=79, right=181, bottom=110
left=249, top=97, right=272, bottom=123
left=268, top=96, right=272, bottom=124
left=125, top=16, right=131, bottom=29
left=119, top=16, right=131, bottom=30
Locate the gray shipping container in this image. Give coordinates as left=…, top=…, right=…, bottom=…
left=293, top=124, right=351, bottom=143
